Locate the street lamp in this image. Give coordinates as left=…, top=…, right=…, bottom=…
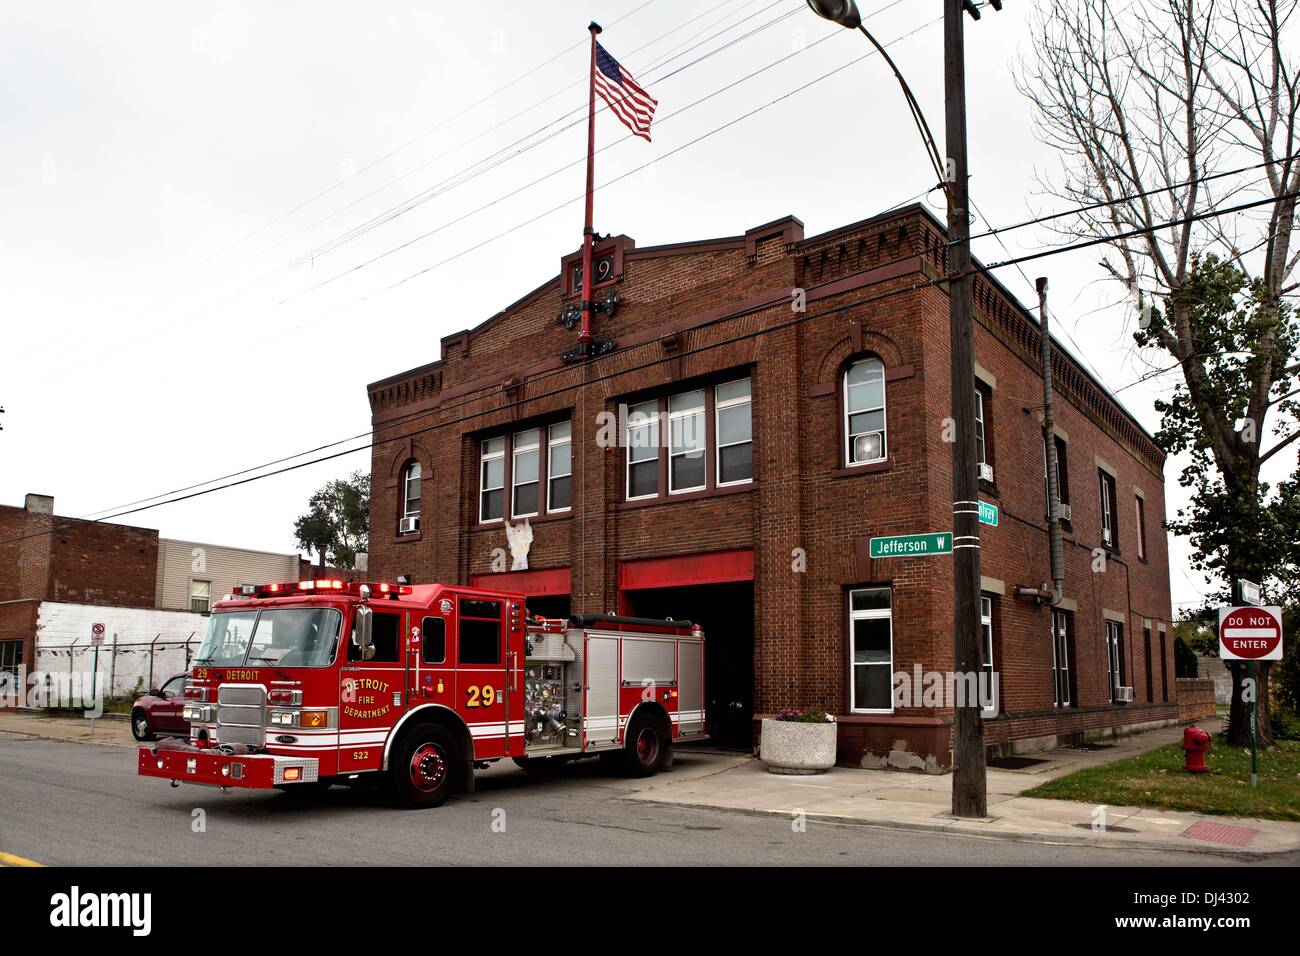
left=805, top=0, right=998, bottom=819
left=804, top=1, right=946, bottom=191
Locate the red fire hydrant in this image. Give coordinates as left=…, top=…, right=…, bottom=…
left=1183, top=725, right=1212, bottom=773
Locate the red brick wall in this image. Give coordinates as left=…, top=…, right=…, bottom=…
left=0, top=504, right=158, bottom=609
left=0, top=600, right=38, bottom=710
left=48, top=521, right=158, bottom=607
left=363, top=205, right=1177, bottom=757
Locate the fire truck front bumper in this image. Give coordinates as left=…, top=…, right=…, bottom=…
left=138, top=745, right=319, bottom=789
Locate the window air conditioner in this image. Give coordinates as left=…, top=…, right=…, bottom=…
left=978, top=462, right=994, bottom=483
left=1115, top=686, right=1134, bottom=703
left=1055, top=503, right=1072, bottom=523
left=399, top=516, right=420, bottom=534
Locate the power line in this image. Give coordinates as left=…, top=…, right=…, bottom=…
left=63, top=1, right=812, bottom=369
left=969, top=196, right=1119, bottom=406
left=78, top=431, right=374, bottom=521
left=267, top=0, right=804, bottom=280
left=965, top=152, right=1300, bottom=245
left=978, top=191, right=1300, bottom=273
left=282, top=13, right=932, bottom=310
left=260, top=0, right=770, bottom=261
left=184, top=0, right=667, bottom=273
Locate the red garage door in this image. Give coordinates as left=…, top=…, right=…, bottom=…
left=470, top=566, right=570, bottom=597
left=617, top=549, right=753, bottom=602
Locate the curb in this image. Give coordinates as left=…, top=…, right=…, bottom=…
left=15, top=708, right=129, bottom=722
left=620, top=795, right=1291, bottom=860
left=0, top=726, right=136, bottom=749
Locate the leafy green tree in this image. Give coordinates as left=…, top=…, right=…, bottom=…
left=1024, top=0, right=1300, bottom=748
left=294, top=471, right=370, bottom=570
left=1139, top=258, right=1298, bottom=747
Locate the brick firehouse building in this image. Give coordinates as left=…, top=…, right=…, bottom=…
left=365, top=205, right=1176, bottom=766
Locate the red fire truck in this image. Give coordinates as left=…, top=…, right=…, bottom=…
left=137, top=579, right=706, bottom=808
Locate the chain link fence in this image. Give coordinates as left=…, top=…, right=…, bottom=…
left=34, top=634, right=197, bottom=703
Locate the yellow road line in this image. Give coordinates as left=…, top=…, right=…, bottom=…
left=0, top=850, right=44, bottom=867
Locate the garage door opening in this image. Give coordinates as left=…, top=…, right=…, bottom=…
left=621, top=582, right=754, bottom=750
left=470, top=568, right=570, bottom=624
left=524, top=594, right=571, bottom=621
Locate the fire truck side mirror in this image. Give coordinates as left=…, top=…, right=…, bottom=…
left=353, top=605, right=374, bottom=657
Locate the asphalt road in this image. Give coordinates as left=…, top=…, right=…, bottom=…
left=1, top=733, right=1289, bottom=867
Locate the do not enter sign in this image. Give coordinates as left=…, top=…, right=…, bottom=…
left=1218, top=605, right=1284, bottom=661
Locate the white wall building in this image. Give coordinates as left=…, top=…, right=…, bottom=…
left=33, top=602, right=209, bottom=699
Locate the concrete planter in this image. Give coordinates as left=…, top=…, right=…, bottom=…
left=759, top=718, right=837, bottom=774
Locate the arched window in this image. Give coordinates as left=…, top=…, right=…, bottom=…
left=400, top=461, right=421, bottom=533
left=843, top=356, right=887, bottom=466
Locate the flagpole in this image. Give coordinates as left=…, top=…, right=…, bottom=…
left=579, top=20, right=602, bottom=352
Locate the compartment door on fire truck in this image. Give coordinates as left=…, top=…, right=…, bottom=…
left=457, top=597, right=509, bottom=759
left=339, top=608, right=405, bottom=773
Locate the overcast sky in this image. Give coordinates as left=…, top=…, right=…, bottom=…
left=1, top=0, right=1278, bottom=611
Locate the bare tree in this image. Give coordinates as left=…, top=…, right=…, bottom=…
left=1021, top=0, right=1300, bottom=746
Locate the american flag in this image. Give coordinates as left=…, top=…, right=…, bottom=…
left=594, top=41, right=657, bottom=141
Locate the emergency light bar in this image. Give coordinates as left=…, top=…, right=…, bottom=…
left=233, top=580, right=412, bottom=599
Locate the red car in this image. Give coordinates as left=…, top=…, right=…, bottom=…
left=131, top=673, right=189, bottom=741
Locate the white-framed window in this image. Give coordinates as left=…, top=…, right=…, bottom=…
left=547, top=421, right=572, bottom=512
left=479, top=437, right=506, bottom=523
left=668, top=389, right=706, bottom=494
left=1106, top=620, right=1124, bottom=704
left=849, top=587, right=892, bottom=712
left=190, top=579, right=212, bottom=615
left=715, top=378, right=753, bottom=486
left=0, top=639, right=25, bottom=691
left=974, top=388, right=987, bottom=466
left=1135, top=495, right=1147, bottom=560
left=511, top=428, right=541, bottom=518
left=1051, top=610, right=1071, bottom=707
left=980, top=595, right=997, bottom=716
left=1099, top=469, right=1117, bottom=547
left=844, top=357, right=887, bottom=466
left=625, top=400, right=660, bottom=500
left=402, top=461, right=421, bottom=527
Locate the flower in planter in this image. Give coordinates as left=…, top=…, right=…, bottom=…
left=775, top=707, right=835, bottom=724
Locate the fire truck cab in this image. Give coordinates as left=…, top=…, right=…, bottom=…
left=137, top=579, right=706, bottom=808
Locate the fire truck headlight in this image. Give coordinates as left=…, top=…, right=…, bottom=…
left=270, top=711, right=294, bottom=726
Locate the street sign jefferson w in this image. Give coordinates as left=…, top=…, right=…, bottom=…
left=869, top=532, right=953, bottom=558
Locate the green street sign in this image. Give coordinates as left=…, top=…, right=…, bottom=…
left=978, top=501, right=999, bottom=527
left=869, top=532, right=953, bottom=558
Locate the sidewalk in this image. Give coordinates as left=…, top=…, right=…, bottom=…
left=0, top=711, right=138, bottom=748
left=628, top=721, right=1300, bottom=858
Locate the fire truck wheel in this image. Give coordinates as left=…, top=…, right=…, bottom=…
left=393, top=724, right=460, bottom=809
left=131, top=710, right=155, bottom=742
left=622, top=714, right=672, bottom=777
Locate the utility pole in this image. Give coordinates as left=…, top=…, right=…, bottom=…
left=804, top=0, right=996, bottom=818
left=945, top=0, right=986, bottom=819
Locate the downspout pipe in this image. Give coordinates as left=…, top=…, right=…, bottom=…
left=1038, top=277, right=1064, bottom=606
